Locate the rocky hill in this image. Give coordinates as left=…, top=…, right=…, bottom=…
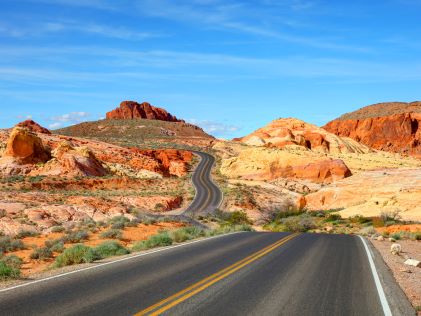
left=236, top=118, right=372, bottom=154
left=323, top=101, right=421, bottom=157
left=106, top=101, right=183, bottom=122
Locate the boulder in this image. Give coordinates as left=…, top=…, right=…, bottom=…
left=404, top=259, right=421, bottom=268
left=2, top=127, right=50, bottom=164
left=390, top=243, right=402, bottom=255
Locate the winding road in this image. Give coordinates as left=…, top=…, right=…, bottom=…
left=183, top=151, right=222, bottom=218
left=0, top=152, right=415, bottom=316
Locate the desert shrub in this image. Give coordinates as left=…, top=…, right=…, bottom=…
left=51, top=226, right=65, bottom=233
left=54, top=244, right=99, bottom=267
left=132, top=232, right=173, bottom=251
left=280, top=215, right=316, bottom=232
left=380, top=210, right=402, bottom=222
left=0, top=261, right=20, bottom=280
left=170, top=227, right=205, bottom=243
left=325, top=213, right=342, bottom=222
left=143, top=219, right=157, bottom=225
left=30, top=247, right=53, bottom=260
left=111, top=222, right=126, bottom=230
left=49, top=241, right=65, bottom=253
left=358, top=226, right=376, bottom=236
left=391, top=233, right=401, bottom=240
left=371, top=217, right=385, bottom=228
left=1, top=255, right=23, bottom=269
left=100, top=229, right=123, bottom=240
left=217, top=210, right=252, bottom=226
left=0, top=237, right=25, bottom=253
left=126, top=219, right=140, bottom=227
left=94, top=241, right=129, bottom=258
left=64, top=230, right=89, bottom=243
left=350, top=215, right=371, bottom=224
left=16, top=230, right=39, bottom=239
left=274, top=209, right=305, bottom=221
left=415, top=233, right=421, bottom=241
left=108, top=216, right=129, bottom=228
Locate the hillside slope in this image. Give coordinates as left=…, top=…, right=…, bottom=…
left=323, top=101, right=421, bottom=157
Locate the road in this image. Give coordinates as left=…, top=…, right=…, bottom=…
left=183, top=151, right=222, bottom=218
left=0, top=232, right=413, bottom=316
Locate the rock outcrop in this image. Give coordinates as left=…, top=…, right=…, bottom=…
left=3, top=127, right=51, bottom=164
left=218, top=144, right=351, bottom=183
left=238, top=118, right=371, bottom=154
left=36, top=141, right=108, bottom=177
left=136, top=149, right=193, bottom=177
left=106, top=101, right=183, bottom=122
left=323, top=102, right=421, bottom=157
left=16, top=120, right=51, bottom=134
left=305, top=168, right=421, bottom=221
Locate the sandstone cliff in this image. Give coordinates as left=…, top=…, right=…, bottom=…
left=106, top=101, right=183, bottom=122
left=323, top=101, right=421, bottom=157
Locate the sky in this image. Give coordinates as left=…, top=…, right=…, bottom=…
left=0, top=0, right=420, bottom=138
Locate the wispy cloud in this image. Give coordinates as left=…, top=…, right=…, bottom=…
left=0, top=20, right=158, bottom=40
left=49, top=112, right=90, bottom=128
left=188, top=119, right=240, bottom=137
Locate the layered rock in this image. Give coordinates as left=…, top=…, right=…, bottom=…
left=34, top=141, right=108, bottom=177
left=305, top=168, right=421, bottom=222
left=136, top=149, right=193, bottom=177
left=323, top=101, right=421, bottom=157
left=218, top=144, right=351, bottom=183
left=106, top=101, right=183, bottom=122
left=238, top=118, right=371, bottom=154
left=16, top=120, right=51, bottom=134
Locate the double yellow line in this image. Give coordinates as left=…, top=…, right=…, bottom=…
left=135, top=233, right=300, bottom=316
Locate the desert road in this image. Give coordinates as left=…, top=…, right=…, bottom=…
left=183, top=151, right=222, bottom=218
left=0, top=231, right=414, bottom=316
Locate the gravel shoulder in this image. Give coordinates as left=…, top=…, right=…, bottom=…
left=371, top=239, right=421, bottom=314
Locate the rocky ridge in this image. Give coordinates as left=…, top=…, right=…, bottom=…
left=323, top=102, right=421, bottom=157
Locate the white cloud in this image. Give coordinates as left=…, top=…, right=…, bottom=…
left=49, top=112, right=90, bottom=129
left=188, top=119, right=240, bottom=137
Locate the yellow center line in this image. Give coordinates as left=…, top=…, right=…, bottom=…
left=135, top=233, right=300, bottom=316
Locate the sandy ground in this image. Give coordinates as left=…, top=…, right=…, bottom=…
left=371, top=239, right=421, bottom=312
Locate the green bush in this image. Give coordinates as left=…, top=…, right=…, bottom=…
left=0, top=236, right=25, bottom=253
left=132, top=232, right=173, bottom=251
left=220, top=211, right=252, bottom=226
left=281, top=215, right=316, bottom=232
left=94, top=241, right=129, bottom=258
left=415, top=233, right=421, bottom=241
left=16, top=230, right=39, bottom=239
left=51, top=226, right=65, bottom=233
left=108, top=216, right=129, bottom=227
left=54, top=244, right=100, bottom=267
left=0, top=261, right=20, bottom=280
left=391, top=233, right=401, bottom=240
left=170, top=227, right=205, bottom=243
left=30, top=247, right=53, bottom=260
left=50, top=242, right=65, bottom=253
left=325, top=213, right=342, bottom=222
left=100, top=229, right=123, bottom=239
left=1, top=255, right=23, bottom=269
left=64, top=230, right=89, bottom=243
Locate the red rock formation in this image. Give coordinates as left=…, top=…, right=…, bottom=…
left=134, top=149, right=193, bottom=177
left=16, top=120, right=51, bottom=134
left=323, top=102, right=421, bottom=157
left=3, top=127, right=51, bottom=164
left=106, top=101, right=183, bottom=122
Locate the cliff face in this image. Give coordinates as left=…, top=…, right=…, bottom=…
left=106, top=101, right=183, bottom=122
left=323, top=102, right=421, bottom=157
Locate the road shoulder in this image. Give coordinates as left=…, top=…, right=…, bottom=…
left=366, top=238, right=416, bottom=316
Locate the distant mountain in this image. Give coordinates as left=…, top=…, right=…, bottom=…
left=323, top=101, right=421, bottom=157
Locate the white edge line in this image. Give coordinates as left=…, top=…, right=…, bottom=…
left=0, top=231, right=244, bottom=294
left=358, top=236, right=393, bottom=316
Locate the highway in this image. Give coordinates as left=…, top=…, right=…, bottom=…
left=0, top=152, right=415, bottom=316
left=0, top=232, right=413, bottom=316
left=183, top=151, right=222, bottom=218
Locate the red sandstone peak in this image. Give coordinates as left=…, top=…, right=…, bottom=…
left=106, top=101, right=184, bottom=122
left=16, top=120, right=51, bottom=134
left=323, top=102, right=421, bottom=157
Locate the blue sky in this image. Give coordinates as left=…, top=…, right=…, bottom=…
left=0, top=0, right=420, bottom=138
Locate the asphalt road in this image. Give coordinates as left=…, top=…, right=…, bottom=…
left=0, top=232, right=412, bottom=316
left=183, top=151, right=222, bottom=218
